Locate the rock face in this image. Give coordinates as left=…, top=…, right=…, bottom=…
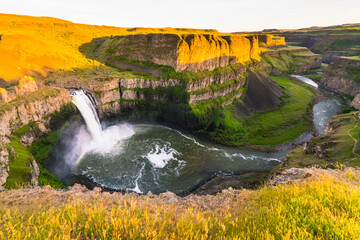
left=257, top=34, right=286, bottom=47
left=236, top=70, right=283, bottom=115
left=15, top=76, right=38, bottom=97
left=91, top=34, right=262, bottom=72
left=320, top=57, right=360, bottom=96
left=269, top=167, right=357, bottom=185
left=261, top=47, right=322, bottom=74
left=351, top=94, right=360, bottom=110
left=45, top=62, right=254, bottom=120
left=0, top=88, right=9, bottom=102
left=0, top=87, right=71, bottom=136
left=0, top=136, right=10, bottom=190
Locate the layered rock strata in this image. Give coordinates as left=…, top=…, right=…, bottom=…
left=279, top=33, right=360, bottom=63
left=261, top=47, right=322, bottom=74
left=0, top=88, right=71, bottom=136
left=94, top=34, right=261, bottom=72
left=320, top=57, right=360, bottom=96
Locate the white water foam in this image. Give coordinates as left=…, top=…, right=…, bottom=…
left=144, top=144, right=180, bottom=168
left=226, top=152, right=282, bottom=162
left=130, top=163, right=145, bottom=193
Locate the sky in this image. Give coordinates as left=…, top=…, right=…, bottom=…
left=1, top=0, right=360, bottom=32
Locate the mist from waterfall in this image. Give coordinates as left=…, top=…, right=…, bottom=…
left=67, top=89, right=134, bottom=164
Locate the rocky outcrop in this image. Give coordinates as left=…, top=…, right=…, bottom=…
left=302, top=141, right=334, bottom=160
left=15, top=76, right=38, bottom=96
left=0, top=87, right=71, bottom=136
left=176, top=34, right=260, bottom=71
left=256, top=34, right=286, bottom=47
left=351, top=94, right=360, bottom=110
left=0, top=88, right=10, bottom=102
left=269, top=167, right=358, bottom=185
left=320, top=57, right=360, bottom=96
left=30, top=159, right=40, bottom=187
left=1, top=76, right=41, bottom=103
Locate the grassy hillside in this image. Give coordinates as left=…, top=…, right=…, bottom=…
left=0, top=13, right=222, bottom=83
left=276, top=111, right=360, bottom=172
left=1, top=170, right=360, bottom=239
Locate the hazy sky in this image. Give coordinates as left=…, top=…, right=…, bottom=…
left=1, top=0, right=360, bottom=32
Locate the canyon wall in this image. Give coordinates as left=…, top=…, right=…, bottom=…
left=278, top=33, right=360, bottom=63
left=0, top=86, right=72, bottom=189
left=99, top=34, right=261, bottom=72
left=0, top=88, right=71, bottom=137
left=261, top=47, right=322, bottom=74
left=320, top=57, right=360, bottom=96
left=256, top=34, right=286, bottom=47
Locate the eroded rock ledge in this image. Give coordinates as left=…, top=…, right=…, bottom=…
left=320, top=57, right=360, bottom=96
left=85, top=34, right=264, bottom=72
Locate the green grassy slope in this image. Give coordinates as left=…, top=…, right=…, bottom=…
left=203, top=75, right=316, bottom=146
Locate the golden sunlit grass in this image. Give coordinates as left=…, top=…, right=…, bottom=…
left=1, top=172, right=360, bottom=239
left=0, top=13, right=285, bottom=83
left=0, top=14, right=223, bottom=82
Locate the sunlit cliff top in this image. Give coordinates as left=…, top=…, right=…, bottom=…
left=0, top=13, right=284, bottom=84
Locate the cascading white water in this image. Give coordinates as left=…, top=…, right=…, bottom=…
left=68, top=89, right=135, bottom=165
left=70, top=89, right=102, bottom=140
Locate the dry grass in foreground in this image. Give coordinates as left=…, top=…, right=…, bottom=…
left=1, top=168, right=360, bottom=239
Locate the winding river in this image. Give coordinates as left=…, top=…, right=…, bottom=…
left=292, top=75, right=343, bottom=134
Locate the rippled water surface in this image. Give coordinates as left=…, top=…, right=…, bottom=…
left=72, top=124, right=285, bottom=194
left=313, top=91, right=343, bottom=134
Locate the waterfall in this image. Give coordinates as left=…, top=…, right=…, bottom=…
left=70, top=89, right=102, bottom=140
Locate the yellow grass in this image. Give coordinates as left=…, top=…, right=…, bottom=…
left=1, top=172, right=360, bottom=239
left=0, top=14, right=222, bottom=82
left=0, top=13, right=285, bottom=83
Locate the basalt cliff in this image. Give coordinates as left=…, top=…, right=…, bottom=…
left=320, top=57, right=360, bottom=97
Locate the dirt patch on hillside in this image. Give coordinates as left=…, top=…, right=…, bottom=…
left=235, top=70, right=283, bottom=115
